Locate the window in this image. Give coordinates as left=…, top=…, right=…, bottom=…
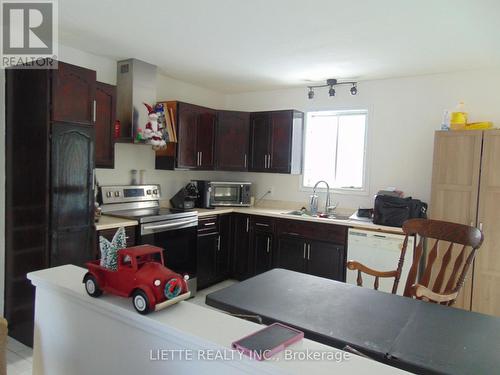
left=303, top=110, right=368, bottom=191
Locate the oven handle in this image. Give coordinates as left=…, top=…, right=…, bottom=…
left=142, top=218, right=198, bottom=232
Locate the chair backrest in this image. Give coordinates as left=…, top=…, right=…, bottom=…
left=395, top=218, right=483, bottom=305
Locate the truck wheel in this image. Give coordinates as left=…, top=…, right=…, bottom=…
left=84, top=274, right=102, bottom=297
left=132, top=290, right=151, bottom=314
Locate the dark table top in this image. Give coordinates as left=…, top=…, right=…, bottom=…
left=206, top=268, right=500, bottom=375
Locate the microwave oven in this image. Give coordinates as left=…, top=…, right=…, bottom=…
left=192, top=181, right=252, bottom=208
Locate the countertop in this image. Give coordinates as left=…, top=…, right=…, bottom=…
left=95, top=206, right=404, bottom=235
left=94, top=215, right=139, bottom=231
left=28, top=265, right=409, bottom=375
left=196, top=207, right=404, bottom=234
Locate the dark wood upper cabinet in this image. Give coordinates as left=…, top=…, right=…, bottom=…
left=249, top=110, right=304, bottom=174
left=175, top=102, right=215, bottom=170
left=197, top=112, right=216, bottom=169
left=215, top=111, right=250, bottom=171
left=249, top=112, right=270, bottom=171
left=51, top=62, right=96, bottom=125
left=95, top=82, right=116, bottom=168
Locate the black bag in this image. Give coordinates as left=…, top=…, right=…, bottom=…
left=373, top=195, right=427, bottom=228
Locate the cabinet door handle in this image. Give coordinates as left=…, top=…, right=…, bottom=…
left=244, top=154, right=247, bottom=168
left=479, top=222, right=483, bottom=231
left=308, top=244, right=311, bottom=260
left=204, top=222, right=216, bottom=226
left=246, top=217, right=249, bottom=232
left=93, top=100, right=96, bottom=123
left=200, top=151, right=203, bottom=166
left=217, top=235, right=221, bottom=251
left=255, top=223, right=269, bottom=227
left=266, top=237, right=270, bottom=253
left=303, top=243, right=307, bottom=259
left=264, top=155, right=268, bottom=169
left=267, top=154, right=271, bottom=169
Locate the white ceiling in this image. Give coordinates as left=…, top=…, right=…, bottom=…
left=58, top=0, right=500, bottom=93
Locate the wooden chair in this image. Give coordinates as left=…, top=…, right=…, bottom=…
left=347, top=218, right=483, bottom=305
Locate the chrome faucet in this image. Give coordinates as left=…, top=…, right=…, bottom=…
left=310, top=180, right=331, bottom=215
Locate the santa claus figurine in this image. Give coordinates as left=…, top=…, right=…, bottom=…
left=143, top=103, right=166, bottom=149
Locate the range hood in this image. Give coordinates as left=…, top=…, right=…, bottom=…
left=116, top=58, right=157, bottom=141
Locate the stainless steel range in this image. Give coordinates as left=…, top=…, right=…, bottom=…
left=99, top=185, right=199, bottom=293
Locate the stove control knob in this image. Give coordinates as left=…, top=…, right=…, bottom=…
left=153, top=189, right=158, bottom=195
left=114, top=191, right=120, bottom=197
left=106, top=192, right=112, bottom=198
left=146, top=189, right=152, bottom=195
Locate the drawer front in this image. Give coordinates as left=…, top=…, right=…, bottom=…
left=250, top=215, right=275, bottom=233
left=198, top=216, right=219, bottom=234
left=276, top=219, right=347, bottom=245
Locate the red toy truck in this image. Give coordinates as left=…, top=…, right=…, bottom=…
left=83, top=245, right=191, bottom=314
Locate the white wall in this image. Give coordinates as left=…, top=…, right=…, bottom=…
left=225, top=68, right=500, bottom=209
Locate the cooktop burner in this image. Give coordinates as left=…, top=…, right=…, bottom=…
left=107, top=208, right=197, bottom=224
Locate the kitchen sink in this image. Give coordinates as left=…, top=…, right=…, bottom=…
left=281, top=210, right=351, bottom=221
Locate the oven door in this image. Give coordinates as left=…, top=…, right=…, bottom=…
left=210, top=184, right=241, bottom=206
left=140, top=222, right=198, bottom=291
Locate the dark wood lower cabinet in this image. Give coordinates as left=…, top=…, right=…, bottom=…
left=196, top=214, right=347, bottom=287
left=253, top=230, right=273, bottom=275
left=197, top=215, right=231, bottom=289
left=197, top=232, right=219, bottom=290
left=276, top=235, right=306, bottom=273
left=307, top=240, right=345, bottom=282
left=275, top=220, right=347, bottom=282
left=231, top=214, right=253, bottom=281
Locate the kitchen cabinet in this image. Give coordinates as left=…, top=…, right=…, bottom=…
left=215, top=110, right=250, bottom=171
left=95, top=82, right=116, bottom=168
left=276, top=219, right=347, bottom=282
left=5, top=61, right=97, bottom=346
left=430, top=130, right=500, bottom=317
left=52, top=61, right=96, bottom=125
left=95, top=226, right=136, bottom=259
left=231, top=214, right=253, bottom=281
left=251, top=217, right=275, bottom=275
left=275, top=234, right=306, bottom=273
left=249, top=110, right=304, bottom=174
left=197, top=215, right=231, bottom=289
left=176, top=102, right=216, bottom=170
left=217, top=214, right=232, bottom=279
left=50, top=123, right=95, bottom=267
left=307, top=240, right=345, bottom=281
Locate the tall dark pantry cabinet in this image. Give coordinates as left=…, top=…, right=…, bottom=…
left=5, top=62, right=96, bottom=346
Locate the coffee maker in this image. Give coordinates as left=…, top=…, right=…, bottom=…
left=170, top=182, right=198, bottom=211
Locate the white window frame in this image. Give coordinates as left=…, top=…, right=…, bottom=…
left=300, top=109, right=370, bottom=196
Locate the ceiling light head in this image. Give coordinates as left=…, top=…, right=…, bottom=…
left=350, top=84, right=358, bottom=96
left=328, top=86, right=336, bottom=97
left=308, top=88, right=315, bottom=99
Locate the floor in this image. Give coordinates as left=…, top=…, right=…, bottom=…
left=5, top=279, right=235, bottom=375
left=7, top=336, right=33, bottom=375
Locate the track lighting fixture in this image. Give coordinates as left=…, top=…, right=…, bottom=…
left=307, top=78, right=358, bottom=99
left=308, top=88, right=315, bottom=99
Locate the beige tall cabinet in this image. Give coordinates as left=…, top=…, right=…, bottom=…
left=430, top=130, right=500, bottom=316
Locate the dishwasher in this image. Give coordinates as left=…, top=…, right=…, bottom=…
left=347, top=228, right=415, bottom=295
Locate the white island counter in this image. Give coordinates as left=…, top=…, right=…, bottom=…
left=28, top=265, right=409, bottom=375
